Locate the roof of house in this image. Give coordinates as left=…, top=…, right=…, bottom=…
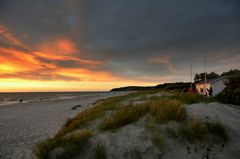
left=209, top=76, right=227, bottom=84
left=195, top=76, right=227, bottom=85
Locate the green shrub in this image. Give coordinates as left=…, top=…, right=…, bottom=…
left=216, top=75, right=240, bottom=105
left=148, top=99, right=186, bottom=123
left=99, top=104, right=148, bottom=131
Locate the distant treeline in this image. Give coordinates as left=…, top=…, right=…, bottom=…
left=111, top=69, right=240, bottom=92
left=111, top=82, right=192, bottom=92
left=111, top=86, right=155, bottom=91
left=194, top=69, right=240, bottom=82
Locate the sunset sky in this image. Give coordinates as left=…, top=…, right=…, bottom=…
left=0, top=0, right=240, bottom=92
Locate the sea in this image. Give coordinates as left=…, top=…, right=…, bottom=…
left=0, top=91, right=112, bottom=106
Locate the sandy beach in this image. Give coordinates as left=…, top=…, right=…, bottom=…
left=0, top=92, right=128, bottom=159
left=1, top=91, right=240, bottom=159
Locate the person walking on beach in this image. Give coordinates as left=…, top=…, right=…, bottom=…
left=19, top=99, right=23, bottom=103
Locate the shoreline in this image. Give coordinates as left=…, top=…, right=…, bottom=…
left=0, top=91, right=128, bottom=159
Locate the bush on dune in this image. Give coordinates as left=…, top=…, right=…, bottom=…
left=216, top=75, right=240, bottom=105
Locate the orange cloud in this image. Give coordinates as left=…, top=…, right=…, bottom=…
left=0, top=27, right=116, bottom=86
left=36, top=38, right=77, bottom=55
left=0, top=26, right=159, bottom=91
left=0, top=47, right=41, bottom=73
left=33, top=38, right=102, bottom=67
left=54, top=67, right=118, bottom=82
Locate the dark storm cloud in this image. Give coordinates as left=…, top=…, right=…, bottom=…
left=1, top=0, right=240, bottom=82
left=78, top=0, right=240, bottom=80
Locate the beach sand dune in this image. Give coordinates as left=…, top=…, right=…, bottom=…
left=185, top=102, right=240, bottom=159
left=0, top=92, right=127, bottom=159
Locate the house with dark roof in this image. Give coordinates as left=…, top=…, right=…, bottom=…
left=195, top=76, right=228, bottom=96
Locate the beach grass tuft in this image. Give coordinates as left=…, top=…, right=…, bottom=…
left=179, top=119, right=228, bottom=142
left=35, top=129, right=92, bottom=159
left=179, top=119, right=208, bottom=142
left=99, top=104, right=148, bottom=131
left=148, top=98, right=186, bottom=123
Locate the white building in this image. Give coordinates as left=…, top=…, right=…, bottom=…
left=195, top=76, right=228, bottom=96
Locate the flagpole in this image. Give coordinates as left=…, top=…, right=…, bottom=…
left=204, top=56, right=207, bottom=95
left=190, top=64, right=192, bottom=90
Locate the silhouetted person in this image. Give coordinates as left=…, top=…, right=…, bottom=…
left=19, top=99, right=23, bottom=103
left=207, top=87, right=213, bottom=97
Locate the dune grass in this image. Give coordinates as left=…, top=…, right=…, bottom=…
left=99, top=93, right=188, bottom=131
left=179, top=119, right=228, bottom=143
left=57, top=91, right=157, bottom=138
left=35, top=91, right=158, bottom=159
left=35, top=129, right=93, bottom=159
left=35, top=91, right=219, bottom=158
left=163, top=93, right=206, bottom=105
left=99, top=104, right=148, bottom=131
left=148, top=98, right=186, bottom=123
left=88, top=142, right=107, bottom=159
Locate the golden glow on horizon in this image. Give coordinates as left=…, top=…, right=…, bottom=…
left=0, top=25, right=158, bottom=91
left=0, top=79, right=158, bottom=92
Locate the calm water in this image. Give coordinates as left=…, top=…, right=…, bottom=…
left=0, top=91, right=110, bottom=106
